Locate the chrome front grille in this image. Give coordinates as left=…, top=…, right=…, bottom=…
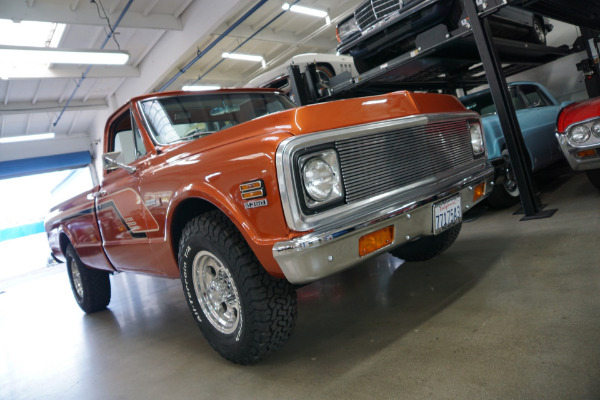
left=335, top=119, right=474, bottom=203
left=355, top=0, right=402, bottom=30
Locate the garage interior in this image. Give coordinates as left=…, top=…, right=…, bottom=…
left=1, top=0, right=599, bottom=398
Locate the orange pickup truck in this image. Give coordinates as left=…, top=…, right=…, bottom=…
left=45, top=88, right=493, bottom=364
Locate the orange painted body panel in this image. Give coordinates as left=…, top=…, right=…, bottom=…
left=45, top=188, right=115, bottom=272
left=46, top=89, right=470, bottom=279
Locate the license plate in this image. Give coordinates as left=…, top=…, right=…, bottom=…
left=433, top=195, right=462, bottom=235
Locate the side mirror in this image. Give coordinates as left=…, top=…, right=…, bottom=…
left=102, top=152, right=136, bottom=174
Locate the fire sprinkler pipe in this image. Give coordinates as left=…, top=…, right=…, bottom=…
left=190, top=0, right=300, bottom=86
left=157, top=0, right=268, bottom=92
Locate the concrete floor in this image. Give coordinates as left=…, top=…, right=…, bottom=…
left=1, top=164, right=599, bottom=400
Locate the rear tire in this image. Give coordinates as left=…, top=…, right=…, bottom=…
left=586, top=169, right=600, bottom=190
left=65, top=244, right=111, bottom=313
left=178, top=212, right=297, bottom=364
left=390, top=223, right=462, bottom=262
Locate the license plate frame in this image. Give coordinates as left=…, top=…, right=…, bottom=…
left=433, top=195, right=462, bottom=235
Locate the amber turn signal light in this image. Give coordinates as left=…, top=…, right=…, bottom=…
left=472, top=182, right=486, bottom=203
left=240, top=180, right=265, bottom=200
left=576, top=149, right=597, bottom=159
left=359, top=226, right=394, bottom=257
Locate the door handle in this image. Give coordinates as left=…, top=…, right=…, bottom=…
left=87, top=190, right=107, bottom=200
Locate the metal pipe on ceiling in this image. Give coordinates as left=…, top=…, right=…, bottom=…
left=53, top=0, right=134, bottom=128
left=157, top=0, right=268, bottom=92
left=191, top=0, right=300, bottom=86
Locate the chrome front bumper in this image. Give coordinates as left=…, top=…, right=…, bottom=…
left=557, top=133, right=600, bottom=171
left=273, top=166, right=494, bottom=284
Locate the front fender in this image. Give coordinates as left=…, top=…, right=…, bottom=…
left=482, top=116, right=535, bottom=170
left=482, top=117, right=504, bottom=160
left=163, top=133, right=303, bottom=279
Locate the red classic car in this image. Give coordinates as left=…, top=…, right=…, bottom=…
left=556, top=96, right=600, bottom=190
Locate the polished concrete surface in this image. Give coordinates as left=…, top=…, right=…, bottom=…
left=1, top=164, right=600, bottom=399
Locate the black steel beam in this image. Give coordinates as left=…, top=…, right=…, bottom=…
left=578, top=27, right=600, bottom=99
left=288, top=64, right=311, bottom=106
left=464, top=0, right=555, bottom=219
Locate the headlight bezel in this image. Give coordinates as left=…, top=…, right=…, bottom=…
left=468, top=120, right=485, bottom=157
left=568, top=124, right=592, bottom=143
left=591, top=121, right=600, bottom=138
left=296, top=147, right=345, bottom=213
left=336, top=15, right=360, bottom=43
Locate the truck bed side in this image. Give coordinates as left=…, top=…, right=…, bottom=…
left=45, top=186, right=115, bottom=272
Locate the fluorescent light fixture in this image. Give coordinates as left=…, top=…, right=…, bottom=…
left=182, top=85, right=222, bottom=91
left=0, top=132, right=55, bottom=144
left=0, top=19, right=65, bottom=47
left=0, top=45, right=129, bottom=65
left=222, top=52, right=264, bottom=62
left=282, top=3, right=328, bottom=18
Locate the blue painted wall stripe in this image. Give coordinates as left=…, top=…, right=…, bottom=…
left=0, top=221, right=45, bottom=242
left=0, top=151, right=91, bottom=180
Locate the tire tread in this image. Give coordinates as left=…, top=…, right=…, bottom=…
left=178, top=211, right=296, bottom=364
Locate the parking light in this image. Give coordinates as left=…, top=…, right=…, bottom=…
left=359, top=226, right=394, bottom=257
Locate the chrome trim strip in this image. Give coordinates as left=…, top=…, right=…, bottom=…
left=562, top=115, right=600, bottom=137
left=276, top=111, right=480, bottom=232
left=556, top=132, right=600, bottom=171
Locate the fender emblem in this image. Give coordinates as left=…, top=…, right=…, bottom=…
left=244, top=199, right=268, bottom=209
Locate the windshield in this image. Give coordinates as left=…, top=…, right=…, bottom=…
left=139, top=92, right=295, bottom=145
left=460, top=87, right=527, bottom=116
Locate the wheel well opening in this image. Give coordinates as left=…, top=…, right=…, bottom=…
left=170, top=198, right=219, bottom=263
left=59, top=233, right=71, bottom=256
left=501, top=145, right=534, bottom=171
left=316, top=63, right=334, bottom=77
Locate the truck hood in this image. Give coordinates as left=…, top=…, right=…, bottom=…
left=159, top=91, right=469, bottom=160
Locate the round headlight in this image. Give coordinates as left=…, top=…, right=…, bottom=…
left=303, top=158, right=335, bottom=201
left=569, top=125, right=591, bottom=143
left=592, top=121, right=600, bottom=138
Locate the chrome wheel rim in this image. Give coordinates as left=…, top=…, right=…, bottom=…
left=534, top=21, right=545, bottom=43
left=192, top=250, right=241, bottom=334
left=503, top=157, right=519, bottom=196
left=69, top=259, right=84, bottom=299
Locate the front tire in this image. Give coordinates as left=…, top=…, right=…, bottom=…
left=586, top=169, right=600, bottom=190
left=529, top=17, right=546, bottom=45
left=487, top=149, right=521, bottom=209
left=178, top=212, right=297, bottom=364
left=390, top=223, right=462, bottom=262
left=65, top=244, right=111, bottom=313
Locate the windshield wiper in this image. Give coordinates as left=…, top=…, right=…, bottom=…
left=182, top=129, right=215, bottom=140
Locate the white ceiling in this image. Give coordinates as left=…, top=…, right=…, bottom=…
left=0, top=0, right=361, bottom=165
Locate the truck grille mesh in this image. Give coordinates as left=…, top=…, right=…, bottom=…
left=335, top=119, right=474, bottom=203
left=355, top=0, right=401, bottom=30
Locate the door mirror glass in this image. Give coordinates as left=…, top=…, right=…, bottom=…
left=102, top=152, right=136, bottom=174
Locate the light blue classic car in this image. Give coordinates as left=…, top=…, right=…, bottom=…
left=460, top=82, right=567, bottom=208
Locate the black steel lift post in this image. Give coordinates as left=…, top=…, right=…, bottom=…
left=465, top=0, right=556, bottom=219
left=289, top=0, right=600, bottom=219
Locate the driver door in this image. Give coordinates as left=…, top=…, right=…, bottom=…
left=96, top=107, right=161, bottom=273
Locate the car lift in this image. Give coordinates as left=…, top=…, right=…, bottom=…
left=288, top=0, right=600, bottom=220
